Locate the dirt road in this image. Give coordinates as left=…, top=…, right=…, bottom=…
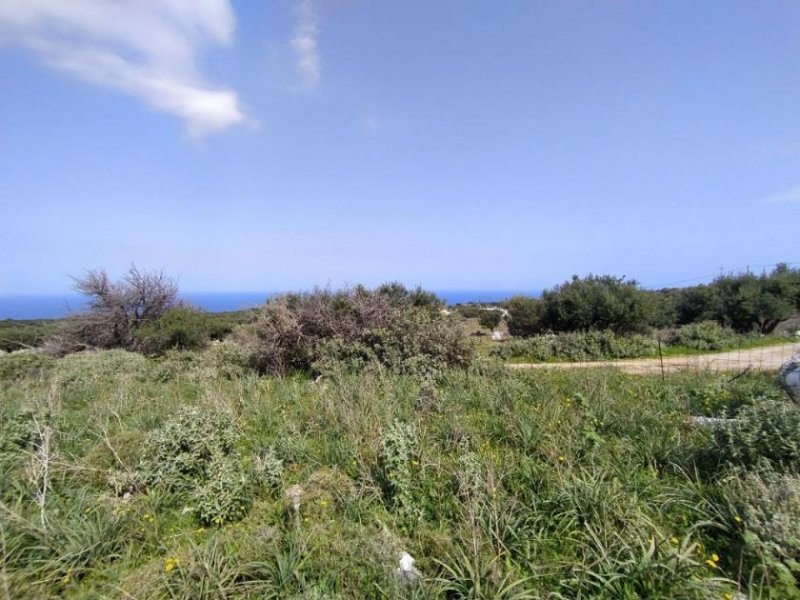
left=507, top=343, right=800, bottom=375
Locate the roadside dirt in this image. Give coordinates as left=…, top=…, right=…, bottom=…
left=507, top=343, right=800, bottom=375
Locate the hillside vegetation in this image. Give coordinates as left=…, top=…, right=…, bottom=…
left=2, top=267, right=800, bottom=597
left=2, top=348, right=800, bottom=597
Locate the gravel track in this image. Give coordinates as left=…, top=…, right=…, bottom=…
left=507, top=343, right=800, bottom=375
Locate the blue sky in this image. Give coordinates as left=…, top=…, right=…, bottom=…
left=1, top=1, right=799, bottom=294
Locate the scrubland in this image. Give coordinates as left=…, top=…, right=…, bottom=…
left=2, top=347, right=799, bottom=599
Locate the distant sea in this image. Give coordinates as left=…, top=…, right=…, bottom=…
left=0, top=290, right=539, bottom=320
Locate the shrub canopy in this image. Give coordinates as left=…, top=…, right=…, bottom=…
left=234, top=285, right=473, bottom=376
left=507, top=275, right=654, bottom=336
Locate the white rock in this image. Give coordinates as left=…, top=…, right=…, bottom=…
left=686, top=416, right=736, bottom=428
left=396, top=551, right=422, bottom=585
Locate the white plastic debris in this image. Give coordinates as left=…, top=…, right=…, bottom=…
left=778, top=352, right=800, bottom=402
left=686, top=416, right=736, bottom=428
left=396, top=552, right=422, bottom=585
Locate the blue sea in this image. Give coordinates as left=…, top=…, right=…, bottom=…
left=0, top=290, right=539, bottom=320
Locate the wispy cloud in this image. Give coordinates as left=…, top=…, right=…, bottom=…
left=291, top=0, right=320, bottom=88
left=0, top=0, right=245, bottom=136
left=760, top=186, right=800, bottom=204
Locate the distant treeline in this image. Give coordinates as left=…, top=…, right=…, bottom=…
left=3, top=263, right=798, bottom=356
left=504, top=263, right=800, bottom=337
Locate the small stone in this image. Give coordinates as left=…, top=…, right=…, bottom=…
left=396, top=551, right=422, bottom=585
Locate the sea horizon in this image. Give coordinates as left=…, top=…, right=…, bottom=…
left=0, top=290, right=541, bottom=320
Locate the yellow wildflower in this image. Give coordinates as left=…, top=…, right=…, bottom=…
left=734, top=515, right=743, bottom=524
left=164, top=557, right=180, bottom=572
left=558, top=456, right=565, bottom=462
left=670, top=537, right=679, bottom=545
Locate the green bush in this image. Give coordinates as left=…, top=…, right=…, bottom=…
left=686, top=375, right=785, bottom=417
left=134, top=306, right=214, bottom=355
left=539, top=275, right=655, bottom=334
left=134, top=408, right=252, bottom=525
left=491, top=330, right=657, bottom=362
left=379, top=419, right=422, bottom=524
left=712, top=401, right=800, bottom=468
left=478, top=310, right=503, bottom=331
left=505, top=296, right=544, bottom=337
left=0, top=409, right=39, bottom=453
left=668, top=321, right=739, bottom=351
left=714, top=265, right=799, bottom=334
left=191, top=453, right=253, bottom=526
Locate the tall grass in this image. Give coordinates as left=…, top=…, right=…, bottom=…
left=0, top=348, right=796, bottom=597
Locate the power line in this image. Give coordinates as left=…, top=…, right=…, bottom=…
left=647, top=261, right=800, bottom=289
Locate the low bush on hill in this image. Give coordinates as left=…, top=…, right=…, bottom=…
left=666, top=321, right=739, bottom=352
left=0, top=319, right=58, bottom=352
left=234, top=286, right=474, bottom=377
left=134, top=307, right=218, bottom=355
left=491, top=330, right=657, bottom=362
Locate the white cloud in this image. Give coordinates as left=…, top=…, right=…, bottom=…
left=0, top=0, right=245, bottom=136
left=761, top=186, right=800, bottom=205
left=291, top=0, right=320, bottom=88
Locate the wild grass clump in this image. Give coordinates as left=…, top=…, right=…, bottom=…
left=667, top=320, right=740, bottom=351
left=234, top=286, right=474, bottom=377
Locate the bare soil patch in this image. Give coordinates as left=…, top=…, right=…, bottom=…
left=508, top=343, right=800, bottom=375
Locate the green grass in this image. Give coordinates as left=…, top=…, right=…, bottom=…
left=1, top=348, right=798, bottom=598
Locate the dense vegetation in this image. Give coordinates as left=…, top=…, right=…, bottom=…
left=2, top=348, right=799, bottom=598
left=492, top=321, right=788, bottom=363
left=506, top=264, right=800, bottom=338
left=2, top=265, right=800, bottom=597
left=0, top=319, right=58, bottom=352
left=232, top=286, right=471, bottom=378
